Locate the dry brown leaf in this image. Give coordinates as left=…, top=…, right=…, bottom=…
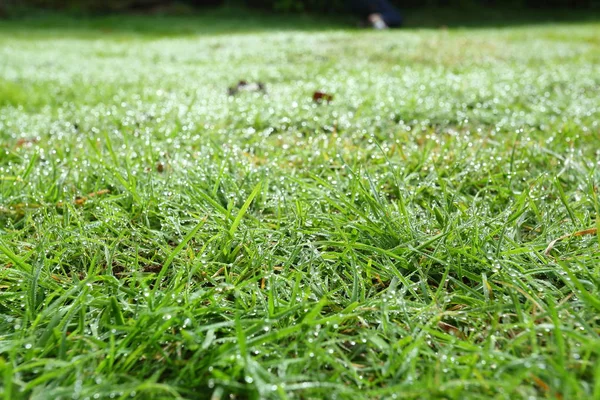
left=313, top=91, right=333, bottom=103
left=88, top=189, right=110, bottom=198
left=531, top=374, right=563, bottom=400
left=15, top=137, right=39, bottom=148
left=143, top=264, right=163, bottom=274
left=212, top=267, right=225, bottom=278
left=438, top=321, right=466, bottom=340
left=544, top=227, right=597, bottom=255
left=67, top=189, right=111, bottom=207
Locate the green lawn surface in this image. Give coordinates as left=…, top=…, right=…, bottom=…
left=1, top=9, right=600, bottom=400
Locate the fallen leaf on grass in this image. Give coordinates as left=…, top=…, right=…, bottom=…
left=313, top=91, right=333, bottom=103
left=371, top=274, right=389, bottom=288
left=531, top=374, right=563, bottom=400
left=544, top=228, right=597, bottom=255
left=212, top=267, right=225, bottom=278
left=438, top=321, right=466, bottom=340
left=228, top=80, right=266, bottom=96
left=15, top=137, right=39, bottom=148
left=59, top=189, right=110, bottom=207
left=88, top=189, right=110, bottom=198
left=143, top=264, right=163, bottom=274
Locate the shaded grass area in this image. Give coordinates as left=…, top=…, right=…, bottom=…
left=1, top=11, right=600, bottom=400
left=1, top=6, right=600, bottom=38
left=0, top=7, right=349, bottom=38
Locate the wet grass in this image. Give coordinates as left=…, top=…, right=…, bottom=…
left=1, top=11, right=600, bottom=400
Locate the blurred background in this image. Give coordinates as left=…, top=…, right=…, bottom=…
left=2, top=0, right=599, bottom=15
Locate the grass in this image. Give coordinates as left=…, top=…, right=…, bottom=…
left=1, top=8, right=600, bottom=400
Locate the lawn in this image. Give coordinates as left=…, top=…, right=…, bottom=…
left=1, top=9, right=600, bottom=400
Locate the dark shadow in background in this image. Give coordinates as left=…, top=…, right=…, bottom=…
left=1, top=3, right=600, bottom=37
left=2, top=6, right=348, bottom=36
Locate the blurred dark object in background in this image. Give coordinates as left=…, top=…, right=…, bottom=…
left=3, top=0, right=599, bottom=14
left=349, top=0, right=403, bottom=28
left=2, top=0, right=224, bottom=13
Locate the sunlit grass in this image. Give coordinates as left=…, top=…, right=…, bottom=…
left=1, top=11, right=600, bottom=400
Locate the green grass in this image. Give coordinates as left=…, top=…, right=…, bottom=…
left=1, top=9, right=600, bottom=400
